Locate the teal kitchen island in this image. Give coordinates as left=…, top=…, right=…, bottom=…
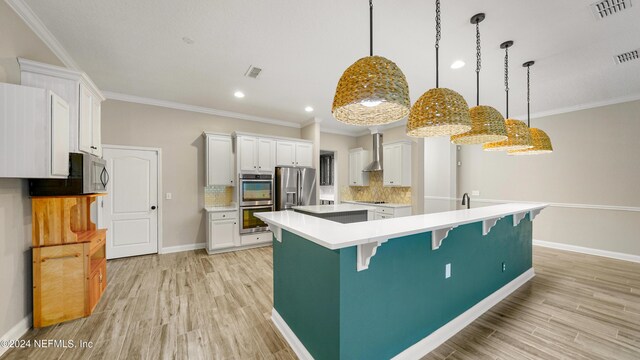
left=256, top=203, right=547, bottom=360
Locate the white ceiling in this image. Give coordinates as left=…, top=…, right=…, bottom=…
left=19, top=0, right=640, bottom=135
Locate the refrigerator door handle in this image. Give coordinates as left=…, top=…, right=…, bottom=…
left=296, top=170, right=301, bottom=205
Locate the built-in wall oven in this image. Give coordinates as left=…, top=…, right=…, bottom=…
left=239, top=174, right=273, bottom=234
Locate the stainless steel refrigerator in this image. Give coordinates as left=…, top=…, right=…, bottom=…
left=275, top=167, right=317, bottom=210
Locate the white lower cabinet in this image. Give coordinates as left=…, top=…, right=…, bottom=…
left=241, top=232, right=273, bottom=246
left=370, top=205, right=412, bottom=220
left=207, top=211, right=239, bottom=253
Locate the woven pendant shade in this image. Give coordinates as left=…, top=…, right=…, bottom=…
left=507, top=128, right=553, bottom=155
left=406, top=88, right=471, bottom=137
left=451, top=105, right=507, bottom=144
left=482, top=119, right=533, bottom=151
left=332, top=56, right=410, bottom=126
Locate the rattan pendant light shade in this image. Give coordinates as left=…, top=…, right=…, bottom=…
left=406, top=0, right=471, bottom=138
left=451, top=13, right=507, bottom=145
left=482, top=41, right=532, bottom=152
left=332, top=56, right=410, bottom=125
left=508, top=61, right=553, bottom=155
left=332, top=1, right=410, bottom=126
left=508, top=128, right=553, bottom=155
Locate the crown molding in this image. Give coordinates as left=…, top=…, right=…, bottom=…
left=5, top=0, right=81, bottom=70
left=103, top=91, right=302, bottom=129
left=513, top=93, right=640, bottom=121
left=320, top=128, right=363, bottom=137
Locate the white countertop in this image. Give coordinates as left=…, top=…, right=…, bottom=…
left=256, top=203, right=547, bottom=250
left=342, top=200, right=412, bottom=209
left=292, top=204, right=375, bottom=214
left=204, top=205, right=238, bottom=212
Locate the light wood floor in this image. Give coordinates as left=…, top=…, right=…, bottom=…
left=2, top=246, right=639, bottom=360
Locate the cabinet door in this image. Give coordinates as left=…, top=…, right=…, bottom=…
left=209, top=219, right=237, bottom=250
left=91, top=99, right=102, bottom=157
left=33, top=243, right=88, bottom=328
left=207, top=135, right=233, bottom=186
left=383, top=145, right=399, bottom=186
left=276, top=141, right=296, bottom=166
left=238, top=137, right=257, bottom=172
left=349, top=151, right=359, bottom=186
left=50, top=93, right=70, bottom=177
left=78, top=85, right=93, bottom=154
left=257, top=138, right=274, bottom=173
left=295, top=143, right=313, bottom=167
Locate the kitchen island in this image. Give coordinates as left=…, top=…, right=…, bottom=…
left=256, top=203, right=547, bottom=360
left=292, top=203, right=376, bottom=223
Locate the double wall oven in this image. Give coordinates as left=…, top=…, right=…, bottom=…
left=239, top=174, right=273, bottom=234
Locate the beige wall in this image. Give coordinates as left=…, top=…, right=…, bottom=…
left=101, top=100, right=301, bottom=249
left=458, top=100, right=640, bottom=256
left=319, top=132, right=358, bottom=201
left=0, top=0, right=66, bottom=340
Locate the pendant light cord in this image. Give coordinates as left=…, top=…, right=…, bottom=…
left=527, top=64, right=531, bottom=128
left=369, top=0, right=373, bottom=56
left=435, top=0, right=441, bottom=88
left=504, top=47, right=509, bottom=118
left=475, top=22, right=481, bottom=106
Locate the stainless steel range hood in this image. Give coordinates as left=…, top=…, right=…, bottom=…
left=363, top=133, right=383, bottom=172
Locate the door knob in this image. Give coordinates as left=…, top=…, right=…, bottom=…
left=151, top=206, right=157, bottom=210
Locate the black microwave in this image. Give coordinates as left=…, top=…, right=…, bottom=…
left=29, top=153, right=109, bottom=196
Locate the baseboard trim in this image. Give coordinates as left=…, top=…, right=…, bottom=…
left=392, top=268, right=535, bottom=359
left=0, top=315, right=32, bottom=357
left=533, top=239, right=640, bottom=263
left=206, top=242, right=271, bottom=255
left=159, top=243, right=206, bottom=254
left=271, top=309, right=314, bottom=360
left=271, top=269, right=535, bottom=360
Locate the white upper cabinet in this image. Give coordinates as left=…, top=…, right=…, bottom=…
left=19, top=58, right=104, bottom=157
left=205, top=133, right=234, bottom=186
left=276, top=140, right=313, bottom=167
left=0, top=83, right=70, bottom=178
left=383, top=141, right=412, bottom=187
left=349, top=148, right=370, bottom=186
left=237, top=135, right=274, bottom=174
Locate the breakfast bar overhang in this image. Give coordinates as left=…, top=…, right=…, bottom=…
left=257, top=203, right=547, bottom=360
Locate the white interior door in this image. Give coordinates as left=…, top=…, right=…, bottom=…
left=102, top=147, right=159, bottom=259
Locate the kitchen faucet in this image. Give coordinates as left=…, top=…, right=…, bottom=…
left=461, top=193, right=470, bottom=209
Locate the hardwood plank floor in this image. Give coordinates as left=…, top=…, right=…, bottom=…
left=2, top=246, right=639, bottom=360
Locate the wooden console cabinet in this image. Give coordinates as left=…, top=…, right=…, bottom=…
left=31, top=194, right=107, bottom=328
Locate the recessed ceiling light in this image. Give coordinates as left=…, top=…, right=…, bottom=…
left=234, top=91, right=245, bottom=98
left=305, top=106, right=314, bottom=112
left=450, top=60, right=465, bottom=69
left=182, top=36, right=194, bottom=45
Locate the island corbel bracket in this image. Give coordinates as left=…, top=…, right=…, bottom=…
left=482, top=217, right=503, bottom=235
left=512, top=212, right=527, bottom=227
left=267, top=224, right=282, bottom=242
left=529, top=208, right=542, bottom=221
left=357, top=239, right=389, bottom=272
left=432, top=226, right=458, bottom=250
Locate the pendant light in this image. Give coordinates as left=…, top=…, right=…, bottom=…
left=451, top=13, right=507, bottom=145
left=483, top=41, right=533, bottom=151
left=332, top=0, right=410, bottom=126
left=508, top=61, right=553, bottom=155
left=406, top=0, right=471, bottom=137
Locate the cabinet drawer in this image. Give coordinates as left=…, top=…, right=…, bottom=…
left=241, top=232, right=272, bottom=246
left=209, top=211, right=237, bottom=221
left=376, top=207, right=395, bottom=215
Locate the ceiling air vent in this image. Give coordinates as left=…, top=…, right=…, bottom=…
left=244, top=65, right=262, bottom=79
left=590, top=0, right=632, bottom=19
left=615, top=49, right=639, bottom=64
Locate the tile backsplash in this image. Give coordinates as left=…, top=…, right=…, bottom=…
left=340, top=172, right=411, bottom=204
left=204, top=186, right=233, bottom=207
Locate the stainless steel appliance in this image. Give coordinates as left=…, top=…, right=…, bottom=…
left=239, top=174, right=273, bottom=206
left=29, top=153, right=109, bottom=196
left=275, top=167, right=317, bottom=210
left=240, top=205, right=273, bottom=234
left=239, top=174, right=273, bottom=234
